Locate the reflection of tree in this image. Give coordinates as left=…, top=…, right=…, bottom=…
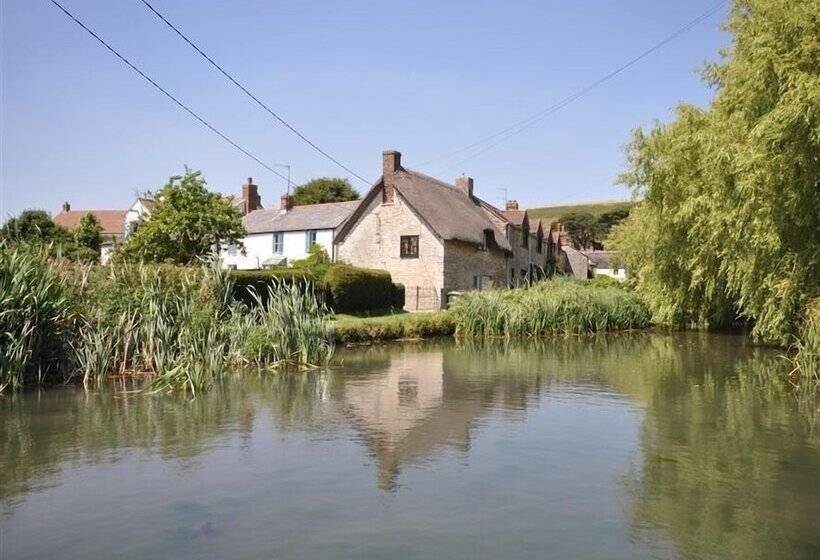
left=618, top=339, right=820, bottom=560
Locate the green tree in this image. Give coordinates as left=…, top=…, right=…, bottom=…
left=0, top=210, right=67, bottom=243
left=559, top=212, right=599, bottom=249
left=292, top=177, right=359, bottom=206
left=116, top=169, right=245, bottom=264
left=74, top=212, right=103, bottom=253
left=611, top=0, right=820, bottom=344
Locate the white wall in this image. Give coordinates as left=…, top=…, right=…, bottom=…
left=221, top=229, right=335, bottom=270
left=593, top=268, right=627, bottom=281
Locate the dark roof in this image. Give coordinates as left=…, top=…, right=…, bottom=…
left=562, top=246, right=591, bottom=279
left=53, top=210, right=126, bottom=235
left=391, top=169, right=512, bottom=251
left=582, top=250, right=617, bottom=269
left=244, top=200, right=358, bottom=234
left=501, top=209, right=527, bottom=226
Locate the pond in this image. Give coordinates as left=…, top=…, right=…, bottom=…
left=1, top=333, right=818, bottom=559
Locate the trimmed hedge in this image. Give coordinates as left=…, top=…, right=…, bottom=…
left=324, top=265, right=404, bottom=313
left=334, top=311, right=455, bottom=343
left=230, top=265, right=404, bottom=314
left=230, top=269, right=318, bottom=307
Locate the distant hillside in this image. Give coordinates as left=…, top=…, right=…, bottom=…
left=526, top=200, right=635, bottom=224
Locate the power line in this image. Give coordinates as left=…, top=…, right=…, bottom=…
left=47, top=0, right=291, bottom=184
left=422, top=1, right=728, bottom=174
left=138, top=0, right=370, bottom=185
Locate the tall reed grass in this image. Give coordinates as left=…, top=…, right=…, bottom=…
left=451, top=279, right=652, bottom=338
left=1, top=245, right=335, bottom=394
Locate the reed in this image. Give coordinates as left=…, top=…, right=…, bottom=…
left=451, top=279, right=652, bottom=338
left=0, top=245, right=78, bottom=391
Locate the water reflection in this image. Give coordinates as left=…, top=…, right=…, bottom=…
left=2, top=334, right=818, bottom=559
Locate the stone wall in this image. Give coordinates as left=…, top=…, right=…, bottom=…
left=443, top=240, right=507, bottom=293
left=337, top=190, right=445, bottom=310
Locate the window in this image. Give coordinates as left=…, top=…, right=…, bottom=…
left=400, top=235, right=419, bottom=258
left=536, top=233, right=543, bottom=253
left=305, top=230, right=317, bottom=251
left=227, top=243, right=238, bottom=256
left=483, top=229, right=494, bottom=250
left=272, top=232, right=283, bottom=254
left=510, top=268, right=516, bottom=281
left=473, top=275, right=480, bottom=289
left=522, top=228, right=529, bottom=248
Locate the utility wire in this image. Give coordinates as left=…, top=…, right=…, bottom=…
left=47, top=0, right=291, bottom=184
left=423, top=0, right=728, bottom=173
left=138, top=0, right=370, bottom=185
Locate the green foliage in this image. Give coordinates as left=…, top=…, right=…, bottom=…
left=558, top=209, right=631, bottom=249
left=334, top=311, right=456, bottom=343
left=325, top=264, right=404, bottom=313
left=74, top=212, right=103, bottom=253
left=451, top=279, right=651, bottom=338
left=611, top=0, right=820, bottom=345
left=0, top=209, right=67, bottom=243
left=528, top=201, right=634, bottom=225
left=291, top=244, right=332, bottom=279
left=116, top=169, right=245, bottom=264
left=0, top=245, right=78, bottom=391
left=292, top=177, right=359, bottom=205
left=230, top=268, right=318, bottom=308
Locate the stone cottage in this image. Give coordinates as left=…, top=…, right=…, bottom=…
left=335, top=150, right=547, bottom=310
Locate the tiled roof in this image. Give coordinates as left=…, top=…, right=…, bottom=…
left=390, top=169, right=513, bottom=252
left=582, top=250, right=617, bottom=269
left=501, top=209, right=527, bottom=226
left=563, top=246, right=591, bottom=279
left=53, top=210, right=126, bottom=236
left=244, top=200, right=358, bottom=234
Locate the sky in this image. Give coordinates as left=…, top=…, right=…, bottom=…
left=0, top=0, right=730, bottom=219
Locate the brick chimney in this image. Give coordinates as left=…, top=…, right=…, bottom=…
left=242, top=177, right=261, bottom=213
left=62, top=201, right=71, bottom=212
left=382, top=150, right=401, bottom=204
left=506, top=199, right=519, bottom=211
left=455, top=174, right=474, bottom=198
left=280, top=193, right=294, bottom=212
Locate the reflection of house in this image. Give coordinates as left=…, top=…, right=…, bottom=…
left=53, top=203, right=127, bottom=264
left=220, top=178, right=358, bottom=270
left=335, top=150, right=549, bottom=310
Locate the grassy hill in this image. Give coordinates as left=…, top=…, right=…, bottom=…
left=526, top=200, right=635, bottom=224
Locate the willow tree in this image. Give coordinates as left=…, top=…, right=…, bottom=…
left=612, top=0, right=820, bottom=344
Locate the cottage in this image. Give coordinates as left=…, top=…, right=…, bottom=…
left=335, top=150, right=547, bottom=310
left=53, top=203, right=128, bottom=264
left=221, top=178, right=358, bottom=270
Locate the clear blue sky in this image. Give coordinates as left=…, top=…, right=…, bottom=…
left=0, top=0, right=729, bottom=218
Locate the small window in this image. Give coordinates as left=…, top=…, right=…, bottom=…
left=483, top=229, right=494, bottom=250
left=305, top=230, right=317, bottom=251
left=522, top=230, right=529, bottom=248
left=510, top=268, right=516, bottom=280
left=227, top=243, right=238, bottom=256
left=272, top=232, right=283, bottom=254
left=400, top=235, right=419, bottom=258
left=473, top=275, right=480, bottom=289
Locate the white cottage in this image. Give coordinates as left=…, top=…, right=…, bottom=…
left=221, top=189, right=358, bottom=270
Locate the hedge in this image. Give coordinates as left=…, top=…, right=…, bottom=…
left=324, top=264, right=404, bottom=313
left=230, top=269, right=319, bottom=307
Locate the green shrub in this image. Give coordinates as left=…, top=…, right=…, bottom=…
left=230, top=268, right=317, bottom=307
left=325, top=264, right=403, bottom=313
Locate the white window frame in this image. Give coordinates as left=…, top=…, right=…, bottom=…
left=272, top=232, right=283, bottom=254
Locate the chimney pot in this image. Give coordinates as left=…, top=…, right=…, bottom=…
left=62, top=201, right=71, bottom=212
left=280, top=193, right=294, bottom=212
left=506, top=199, right=519, bottom=211
left=455, top=174, right=474, bottom=198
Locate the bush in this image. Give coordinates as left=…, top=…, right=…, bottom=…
left=325, top=264, right=404, bottom=313
left=230, top=268, right=317, bottom=307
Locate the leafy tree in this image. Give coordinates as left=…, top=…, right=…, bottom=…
left=610, top=0, right=820, bottom=344
left=292, top=177, right=359, bottom=206
left=559, top=212, right=599, bottom=249
left=116, top=169, right=245, bottom=264
left=597, top=208, right=630, bottom=232
left=74, top=212, right=103, bottom=253
left=0, top=210, right=67, bottom=243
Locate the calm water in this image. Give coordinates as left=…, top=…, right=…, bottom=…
left=1, top=333, right=818, bottom=559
